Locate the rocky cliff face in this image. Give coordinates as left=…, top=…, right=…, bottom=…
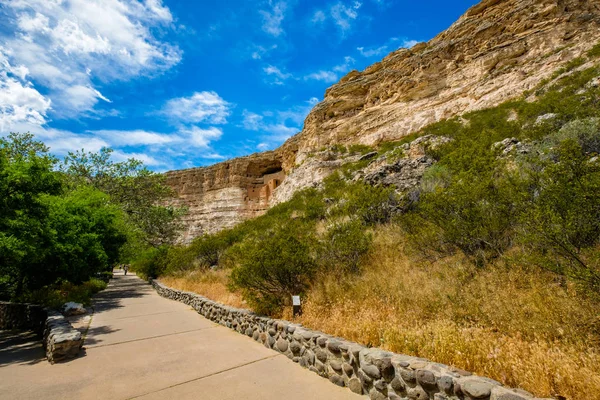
left=165, top=152, right=284, bottom=243
left=279, top=0, right=600, bottom=170
left=167, top=0, right=600, bottom=242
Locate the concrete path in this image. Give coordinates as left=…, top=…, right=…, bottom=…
left=0, top=271, right=360, bottom=400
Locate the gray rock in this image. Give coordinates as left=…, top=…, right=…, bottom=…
left=400, top=368, right=416, bottom=383
left=378, top=357, right=395, bottom=382
left=362, top=364, right=382, bottom=379
left=315, top=360, right=326, bottom=373
left=276, top=338, right=289, bottom=353
left=348, top=378, right=363, bottom=394
left=61, top=302, right=86, bottom=316
left=330, top=359, right=343, bottom=372
left=391, top=376, right=405, bottom=393
left=374, top=379, right=387, bottom=391
left=317, top=337, right=328, bottom=347
left=289, top=340, right=302, bottom=355
left=316, top=348, right=328, bottom=363
left=343, top=363, right=354, bottom=376
left=438, top=375, right=454, bottom=393
left=369, top=388, right=388, bottom=400
left=462, top=379, right=493, bottom=399
left=407, top=386, right=430, bottom=400
left=304, top=349, right=315, bottom=365
left=496, top=394, right=531, bottom=400
left=434, top=394, right=448, bottom=400
left=416, top=369, right=437, bottom=389
left=327, top=340, right=342, bottom=353
left=358, top=369, right=373, bottom=386
left=329, top=374, right=345, bottom=387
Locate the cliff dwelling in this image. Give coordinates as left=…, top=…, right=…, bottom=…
left=245, top=166, right=285, bottom=209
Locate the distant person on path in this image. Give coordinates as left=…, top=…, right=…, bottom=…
left=123, top=265, right=129, bottom=275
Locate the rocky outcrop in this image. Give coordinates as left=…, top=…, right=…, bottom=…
left=167, top=0, right=600, bottom=241
left=43, top=310, right=83, bottom=364
left=166, top=152, right=284, bottom=243
left=356, top=135, right=452, bottom=191
left=152, top=279, right=551, bottom=400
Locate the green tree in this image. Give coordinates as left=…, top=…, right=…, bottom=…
left=61, top=147, right=185, bottom=247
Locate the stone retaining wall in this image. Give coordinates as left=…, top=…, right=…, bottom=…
left=43, top=310, right=84, bottom=364
left=151, top=280, right=551, bottom=400
left=0, top=301, right=82, bottom=363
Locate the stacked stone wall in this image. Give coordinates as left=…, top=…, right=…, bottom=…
left=151, top=280, right=552, bottom=400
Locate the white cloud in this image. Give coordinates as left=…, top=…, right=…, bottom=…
left=304, top=56, right=354, bottom=83
left=357, top=45, right=388, bottom=57
left=185, top=126, right=223, bottom=149
left=313, top=1, right=362, bottom=36
left=250, top=44, right=278, bottom=60
left=305, top=70, right=338, bottom=83
left=91, top=129, right=176, bottom=146
left=0, top=0, right=181, bottom=125
left=331, top=1, right=362, bottom=32
left=161, top=92, right=232, bottom=125
left=263, top=65, right=293, bottom=85
left=260, top=0, right=288, bottom=37
left=312, top=10, right=327, bottom=24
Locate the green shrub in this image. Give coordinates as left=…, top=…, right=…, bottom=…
left=229, top=223, right=317, bottom=315
left=19, top=278, right=108, bottom=308
left=588, top=42, right=600, bottom=59
left=518, top=139, right=600, bottom=290
left=343, top=182, right=398, bottom=226
left=131, top=246, right=169, bottom=279
left=318, top=220, right=372, bottom=274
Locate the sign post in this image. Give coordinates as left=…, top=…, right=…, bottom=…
left=292, top=295, right=301, bottom=317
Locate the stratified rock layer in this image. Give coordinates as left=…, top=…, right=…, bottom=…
left=165, top=152, right=284, bottom=243
left=279, top=0, right=600, bottom=169
left=167, top=0, right=600, bottom=241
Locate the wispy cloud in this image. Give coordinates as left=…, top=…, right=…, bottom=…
left=260, top=0, right=288, bottom=37
left=241, top=97, right=319, bottom=150
left=263, top=65, right=293, bottom=85
left=304, top=56, right=355, bottom=83
left=312, top=1, right=362, bottom=36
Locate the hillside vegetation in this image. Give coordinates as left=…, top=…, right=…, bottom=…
left=136, top=48, right=600, bottom=399
left=0, top=135, right=184, bottom=306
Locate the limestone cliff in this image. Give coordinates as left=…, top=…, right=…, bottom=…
left=279, top=0, right=600, bottom=170
left=165, top=152, right=284, bottom=242
left=166, top=0, right=600, bottom=242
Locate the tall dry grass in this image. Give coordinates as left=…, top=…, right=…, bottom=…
left=161, top=225, right=600, bottom=399
left=160, top=269, right=245, bottom=308
left=291, top=225, right=600, bottom=400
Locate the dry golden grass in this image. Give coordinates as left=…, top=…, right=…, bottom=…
left=160, top=269, right=245, bottom=309
left=292, top=225, right=600, bottom=400
left=164, top=225, right=600, bottom=399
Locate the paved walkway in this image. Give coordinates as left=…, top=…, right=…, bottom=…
left=0, top=271, right=360, bottom=399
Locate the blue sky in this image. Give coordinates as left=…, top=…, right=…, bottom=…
left=0, top=0, right=478, bottom=171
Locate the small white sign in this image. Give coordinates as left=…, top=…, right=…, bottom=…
left=292, top=296, right=301, bottom=306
